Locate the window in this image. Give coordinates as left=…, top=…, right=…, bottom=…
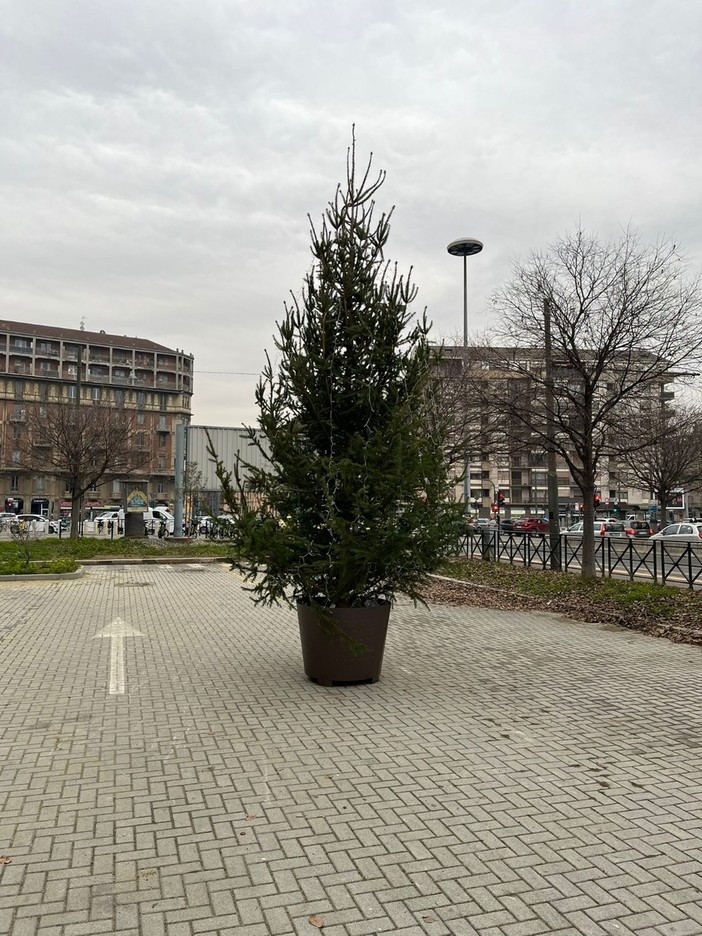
left=10, top=475, right=19, bottom=493
left=158, top=433, right=167, bottom=448
left=66, top=364, right=77, bottom=377
left=137, top=411, right=145, bottom=424
left=13, top=425, right=21, bottom=442
left=115, top=389, right=124, bottom=407
left=92, top=386, right=101, bottom=402
left=158, top=457, right=166, bottom=471
left=14, top=379, right=24, bottom=399
left=157, top=481, right=165, bottom=494
left=137, top=391, right=146, bottom=407
left=11, top=451, right=20, bottom=465
left=39, top=383, right=48, bottom=401
left=159, top=393, right=167, bottom=412
left=36, top=476, right=46, bottom=494
left=38, top=404, right=47, bottom=418
left=158, top=417, right=167, bottom=431
left=112, top=480, right=122, bottom=495
left=68, top=385, right=77, bottom=400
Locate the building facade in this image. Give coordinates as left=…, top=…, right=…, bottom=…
left=0, top=320, right=193, bottom=517
left=440, top=344, right=675, bottom=523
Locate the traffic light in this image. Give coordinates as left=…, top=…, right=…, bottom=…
left=594, top=493, right=601, bottom=508
left=497, top=491, right=506, bottom=508
left=491, top=503, right=498, bottom=515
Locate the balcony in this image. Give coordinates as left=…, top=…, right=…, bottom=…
left=156, top=357, right=177, bottom=370
left=9, top=343, right=32, bottom=355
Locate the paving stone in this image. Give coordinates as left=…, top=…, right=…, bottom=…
left=0, top=565, right=701, bottom=936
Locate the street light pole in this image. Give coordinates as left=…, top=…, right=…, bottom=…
left=447, top=237, right=484, bottom=515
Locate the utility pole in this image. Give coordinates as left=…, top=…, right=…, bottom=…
left=543, top=298, right=561, bottom=568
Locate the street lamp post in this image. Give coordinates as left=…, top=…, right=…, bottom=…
left=447, top=237, right=484, bottom=513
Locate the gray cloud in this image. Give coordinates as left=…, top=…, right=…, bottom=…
left=1, top=0, right=700, bottom=425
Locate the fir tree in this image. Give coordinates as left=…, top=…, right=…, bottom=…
left=212, top=137, right=456, bottom=609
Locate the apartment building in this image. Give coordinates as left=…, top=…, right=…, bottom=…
left=0, top=320, right=193, bottom=517
left=440, top=345, right=668, bottom=522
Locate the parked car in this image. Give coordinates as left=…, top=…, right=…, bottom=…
left=512, top=517, right=550, bottom=535
left=466, top=517, right=497, bottom=533
left=651, top=522, right=702, bottom=542
left=562, top=520, right=627, bottom=538
left=13, top=514, right=59, bottom=534
left=498, top=518, right=516, bottom=533
left=624, top=519, right=654, bottom=539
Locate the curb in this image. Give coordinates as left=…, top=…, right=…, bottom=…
left=79, top=556, right=229, bottom=566
left=0, top=568, right=85, bottom=582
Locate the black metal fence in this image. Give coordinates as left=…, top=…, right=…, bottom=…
left=455, top=531, right=702, bottom=589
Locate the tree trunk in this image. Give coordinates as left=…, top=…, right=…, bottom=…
left=579, top=468, right=597, bottom=579
left=70, top=494, right=81, bottom=539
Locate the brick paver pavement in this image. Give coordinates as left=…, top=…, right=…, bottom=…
left=1, top=563, right=701, bottom=936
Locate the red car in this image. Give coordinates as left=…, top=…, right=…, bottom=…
left=512, top=517, right=550, bottom=535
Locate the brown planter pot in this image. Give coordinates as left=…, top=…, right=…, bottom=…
left=297, top=603, right=390, bottom=687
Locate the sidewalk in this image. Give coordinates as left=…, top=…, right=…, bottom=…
left=1, top=563, right=701, bottom=936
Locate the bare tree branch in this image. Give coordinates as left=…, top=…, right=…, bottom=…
left=21, top=398, right=151, bottom=537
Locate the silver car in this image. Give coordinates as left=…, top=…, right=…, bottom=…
left=651, top=522, right=702, bottom=542
left=562, top=520, right=627, bottom=538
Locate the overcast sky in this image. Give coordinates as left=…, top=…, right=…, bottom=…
left=2, top=0, right=700, bottom=426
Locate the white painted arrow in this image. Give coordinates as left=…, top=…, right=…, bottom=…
left=93, top=617, right=144, bottom=695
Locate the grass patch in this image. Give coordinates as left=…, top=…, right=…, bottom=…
left=0, top=536, right=231, bottom=576
left=435, top=557, right=693, bottom=622
left=0, top=557, right=79, bottom=576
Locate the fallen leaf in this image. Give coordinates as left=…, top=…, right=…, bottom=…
left=422, top=915, right=436, bottom=923
left=245, top=815, right=259, bottom=820
left=308, top=916, right=324, bottom=928
left=0, top=857, right=11, bottom=865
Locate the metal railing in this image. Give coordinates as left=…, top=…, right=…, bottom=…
left=455, top=531, right=702, bottom=589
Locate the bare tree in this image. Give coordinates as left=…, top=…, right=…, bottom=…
left=23, top=398, right=151, bottom=538
left=478, top=226, right=702, bottom=577
left=617, top=405, right=702, bottom=525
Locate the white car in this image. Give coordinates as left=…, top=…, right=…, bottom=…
left=651, top=522, right=702, bottom=543
left=13, top=514, right=59, bottom=534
